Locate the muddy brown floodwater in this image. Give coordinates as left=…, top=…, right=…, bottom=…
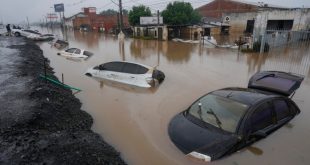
left=37, top=28, right=310, bottom=165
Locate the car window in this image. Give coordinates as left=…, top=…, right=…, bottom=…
left=136, top=65, right=149, bottom=74
left=188, top=94, right=248, bottom=133
left=273, top=100, right=290, bottom=121
left=250, top=102, right=273, bottom=133
left=122, top=63, right=139, bottom=74
left=65, top=48, right=76, bottom=53
left=24, top=30, right=41, bottom=35
left=74, top=49, right=81, bottom=54
left=102, top=62, right=124, bottom=72
left=83, top=51, right=93, bottom=56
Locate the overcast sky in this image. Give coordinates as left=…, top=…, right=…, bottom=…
left=1, top=0, right=310, bottom=24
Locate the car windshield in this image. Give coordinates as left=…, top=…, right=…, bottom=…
left=188, top=94, right=248, bottom=133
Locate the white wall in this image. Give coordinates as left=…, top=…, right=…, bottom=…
left=254, top=8, right=310, bottom=37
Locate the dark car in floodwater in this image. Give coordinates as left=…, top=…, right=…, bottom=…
left=168, top=71, right=304, bottom=161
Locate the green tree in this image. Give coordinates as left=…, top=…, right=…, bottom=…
left=122, top=9, right=128, bottom=15
left=100, top=9, right=128, bottom=16
left=100, top=9, right=118, bottom=16
left=161, top=1, right=201, bottom=25
left=128, top=5, right=151, bottom=26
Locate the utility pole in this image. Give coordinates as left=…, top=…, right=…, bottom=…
left=117, top=0, right=125, bottom=40
left=157, top=10, right=159, bottom=40
left=26, top=17, right=30, bottom=29
left=119, top=0, right=123, bottom=31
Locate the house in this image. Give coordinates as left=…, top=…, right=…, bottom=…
left=197, top=0, right=260, bottom=34
left=133, top=16, right=204, bottom=41
left=196, top=0, right=304, bottom=34
left=133, top=16, right=169, bottom=40
left=66, top=7, right=129, bottom=33
left=65, top=12, right=86, bottom=29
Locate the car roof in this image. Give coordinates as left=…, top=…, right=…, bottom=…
left=103, top=61, right=153, bottom=70
left=210, top=87, right=277, bottom=106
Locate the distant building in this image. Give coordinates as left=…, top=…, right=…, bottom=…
left=66, top=7, right=129, bottom=33
left=196, top=0, right=310, bottom=36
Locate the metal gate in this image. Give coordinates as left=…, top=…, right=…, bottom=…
left=260, top=30, right=310, bottom=52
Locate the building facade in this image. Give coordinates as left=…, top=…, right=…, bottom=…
left=197, top=0, right=310, bottom=36
left=67, top=7, right=129, bottom=33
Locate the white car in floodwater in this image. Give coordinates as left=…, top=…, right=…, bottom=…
left=85, top=61, right=165, bottom=88
left=12, top=29, right=41, bottom=37
left=57, top=48, right=93, bottom=59
left=27, top=33, right=55, bottom=41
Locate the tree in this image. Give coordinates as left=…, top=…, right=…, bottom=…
left=122, top=9, right=128, bottom=15
left=100, top=9, right=118, bottom=16
left=100, top=9, right=128, bottom=16
left=161, top=1, right=201, bottom=25
left=128, top=5, right=151, bottom=26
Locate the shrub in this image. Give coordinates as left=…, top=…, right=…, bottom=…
left=253, top=41, right=270, bottom=52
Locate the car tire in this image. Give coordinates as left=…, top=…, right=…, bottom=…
left=14, top=32, right=21, bottom=37
left=85, top=73, right=92, bottom=77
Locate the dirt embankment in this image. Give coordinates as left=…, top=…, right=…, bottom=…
left=0, top=37, right=126, bottom=165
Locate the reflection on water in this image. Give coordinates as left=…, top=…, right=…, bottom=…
left=130, top=39, right=196, bottom=63
left=38, top=28, right=310, bottom=165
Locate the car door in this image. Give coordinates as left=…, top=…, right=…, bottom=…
left=120, top=63, right=138, bottom=85
left=20, top=30, right=28, bottom=36
left=245, top=101, right=276, bottom=143
left=98, top=62, right=124, bottom=82
left=272, top=99, right=299, bottom=127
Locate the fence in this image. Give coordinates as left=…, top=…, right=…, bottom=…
left=256, top=29, right=310, bottom=80
left=260, top=30, right=310, bottom=52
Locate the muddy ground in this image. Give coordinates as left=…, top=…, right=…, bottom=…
left=0, top=37, right=126, bottom=165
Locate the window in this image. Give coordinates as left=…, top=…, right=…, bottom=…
left=121, top=63, right=149, bottom=74
left=83, top=51, right=93, bottom=56
left=24, top=30, right=41, bottom=35
left=101, top=62, right=124, bottom=72
left=136, top=65, right=148, bottom=74
left=250, top=102, right=273, bottom=133
left=122, top=63, right=139, bottom=74
left=74, top=49, right=81, bottom=54
left=188, top=94, right=248, bottom=133
left=66, top=48, right=76, bottom=53
left=273, top=100, right=290, bottom=121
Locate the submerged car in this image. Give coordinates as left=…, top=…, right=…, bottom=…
left=57, top=48, right=93, bottom=59
left=53, top=39, right=69, bottom=49
left=168, top=71, right=304, bottom=161
left=85, top=61, right=165, bottom=88
left=27, top=33, right=55, bottom=41
left=12, top=29, right=41, bottom=37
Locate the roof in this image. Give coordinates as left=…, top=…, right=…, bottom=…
left=231, top=0, right=288, bottom=9
left=196, top=0, right=289, bottom=11
left=65, top=12, right=86, bottom=20
left=211, top=87, right=274, bottom=106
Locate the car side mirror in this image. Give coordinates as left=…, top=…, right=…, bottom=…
left=250, top=130, right=267, bottom=139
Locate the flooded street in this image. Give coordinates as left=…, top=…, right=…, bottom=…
left=37, top=29, right=310, bottom=165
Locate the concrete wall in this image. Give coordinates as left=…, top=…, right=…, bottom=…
left=133, top=26, right=168, bottom=41
left=224, top=12, right=257, bottom=33
left=254, top=9, right=310, bottom=37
